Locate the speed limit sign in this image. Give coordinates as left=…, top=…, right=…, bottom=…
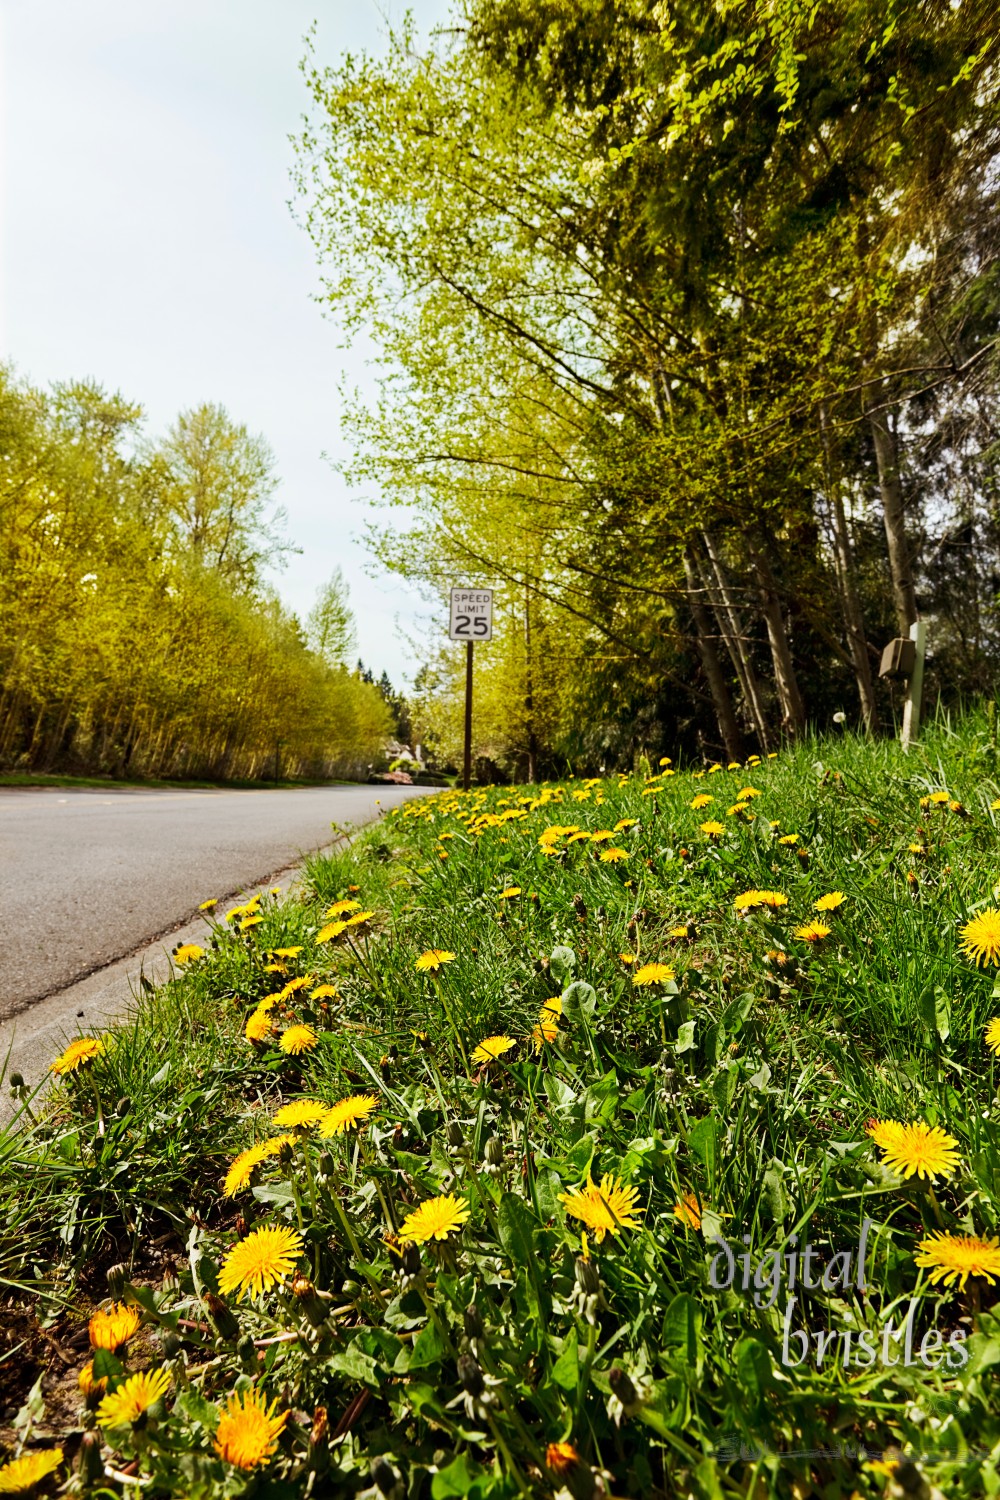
left=449, top=588, right=493, bottom=641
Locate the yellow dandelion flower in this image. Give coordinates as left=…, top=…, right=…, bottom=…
left=97, top=1368, right=171, bottom=1427
left=0, top=1449, right=63, bottom=1493
left=218, top=1224, right=304, bottom=1300
left=215, top=1387, right=289, bottom=1470
left=777, top=833, right=799, bottom=845
left=88, top=1302, right=140, bottom=1351
left=614, top=818, right=639, bottom=831
left=173, top=943, right=205, bottom=965
left=658, top=756, right=673, bottom=767
left=700, top=819, right=725, bottom=836
left=559, top=1173, right=642, bottom=1243
left=960, top=909, right=1000, bottom=967
left=499, top=887, right=522, bottom=899
left=471, top=1034, right=516, bottom=1064
left=245, top=1009, right=274, bottom=1043
left=280, top=976, right=311, bottom=996
left=985, top=1018, right=1000, bottom=1056
left=279, top=1024, right=317, bottom=1056
left=737, top=786, right=762, bottom=799
left=672, top=1191, right=703, bottom=1230
left=240, top=914, right=264, bottom=932
left=532, top=997, right=562, bottom=1050
left=272, top=946, right=303, bottom=958
left=908, top=843, right=926, bottom=855
left=690, top=794, right=713, bottom=810
left=599, top=846, right=629, bottom=863
left=865, top=1118, right=909, bottom=1151
left=992, top=797, right=1000, bottom=812
left=272, top=1098, right=329, bottom=1129
left=223, top=1142, right=273, bottom=1197
left=794, top=921, right=832, bottom=944
left=875, top=1121, right=961, bottom=1181
left=50, top=1036, right=104, bottom=1075
left=619, top=951, right=636, bottom=964
left=325, top=899, right=361, bottom=918
left=735, top=889, right=788, bottom=911
left=928, top=791, right=950, bottom=805
left=590, top=830, right=616, bottom=843
left=316, top=920, right=349, bottom=943
left=814, top=891, right=846, bottom=911
left=318, top=1093, right=379, bottom=1136
left=668, top=925, right=689, bottom=938
left=78, top=1361, right=107, bottom=1399
left=345, top=910, right=375, bottom=927
left=727, top=761, right=741, bottom=770
left=309, top=984, right=338, bottom=1000
left=397, top=1193, right=471, bottom=1244
left=415, top=949, right=456, bottom=972
left=727, top=802, right=750, bottom=816
left=915, top=1231, right=1000, bottom=1288
left=632, top=962, right=674, bottom=986
left=198, top=898, right=218, bottom=911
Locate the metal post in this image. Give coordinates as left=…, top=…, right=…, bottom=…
left=901, top=620, right=926, bottom=751
left=463, top=641, right=473, bottom=791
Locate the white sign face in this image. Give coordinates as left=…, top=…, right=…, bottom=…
left=449, top=587, right=493, bottom=641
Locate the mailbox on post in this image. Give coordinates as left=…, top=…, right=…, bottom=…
left=879, top=637, right=917, bottom=680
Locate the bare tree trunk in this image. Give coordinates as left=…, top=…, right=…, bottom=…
left=870, top=401, right=918, bottom=635
left=683, top=547, right=745, bottom=762
left=524, top=581, right=537, bottom=783
left=820, top=405, right=879, bottom=730
left=699, top=532, right=771, bottom=750
left=746, top=531, right=806, bottom=736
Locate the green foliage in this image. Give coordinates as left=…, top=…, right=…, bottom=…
left=4, top=714, right=1000, bottom=1494
left=0, top=369, right=391, bottom=779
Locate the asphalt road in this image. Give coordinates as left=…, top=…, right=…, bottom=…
left=0, top=783, right=427, bottom=1022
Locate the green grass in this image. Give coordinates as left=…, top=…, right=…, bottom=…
left=3, top=709, right=1000, bottom=1497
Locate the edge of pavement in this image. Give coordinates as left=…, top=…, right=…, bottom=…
left=0, top=810, right=399, bottom=1129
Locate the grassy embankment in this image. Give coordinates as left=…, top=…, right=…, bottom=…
left=3, top=714, right=1000, bottom=1499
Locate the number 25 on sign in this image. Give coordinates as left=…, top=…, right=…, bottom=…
left=449, top=588, right=493, bottom=791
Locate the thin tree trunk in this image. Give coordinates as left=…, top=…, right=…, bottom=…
left=747, top=530, right=806, bottom=736
left=524, top=586, right=538, bottom=784
left=870, top=401, right=918, bottom=635
left=683, top=547, right=745, bottom=762
left=820, top=404, right=880, bottom=730
left=699, top=531, right=771, bottom=750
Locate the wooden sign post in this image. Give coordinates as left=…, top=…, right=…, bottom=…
left=449, top=588, right=493, bottom=791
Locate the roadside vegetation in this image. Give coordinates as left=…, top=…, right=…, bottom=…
left=3, top=713, right=1000, bottom=1497
left=294, top=0, right=1000, bottom=776
left=0, top=373, right=390, bottom=781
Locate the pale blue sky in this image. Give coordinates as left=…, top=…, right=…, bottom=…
left=0, top=0, right=454, bottom=685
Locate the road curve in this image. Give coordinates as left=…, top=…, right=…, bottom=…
left=0, top=783, right=429, bottom=1022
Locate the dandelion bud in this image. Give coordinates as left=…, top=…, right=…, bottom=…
left=572, top=893, right=587, bottom=922
left=78, top=1361, right=108, bottom=1407
left=458, top=1353, right=485, bottom=1397
left=401, top=1242, right=421, bottom=1279
left=379, top=1055, right=392, bottom=1080
left=608, top=1367, right=637, bottom=1407
left=309, top=1406, right=330, bottom=1474
left=160, top=1327, right=182, bottom=1359
left=575, top=1258, right=601, bottom=1297
left=371, top=1455, right=400, bottom=1496
left=463, top=1302, right=484, bottom=1340
left=317, top=1150, right=335, bottom=1179
left=484, top=1136, right=504, bottom=1166
left=446, top=1120, right=465, bottom=1148
left=106, top=1263, right=128, bottom=1300
left=277, top=1138, right=295, bottom=1168
left=77, top=1430, right=104, bottom=1484
left=237, top=1333, right=257, bottom=1367
left=115, top=1096, right=132, bottom=1118
left=8, top=1072, right=24, bottom=1090
left=293, top=1274, right=328, bottom=1327
left=203, top=1291, right=239, bottom=1342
